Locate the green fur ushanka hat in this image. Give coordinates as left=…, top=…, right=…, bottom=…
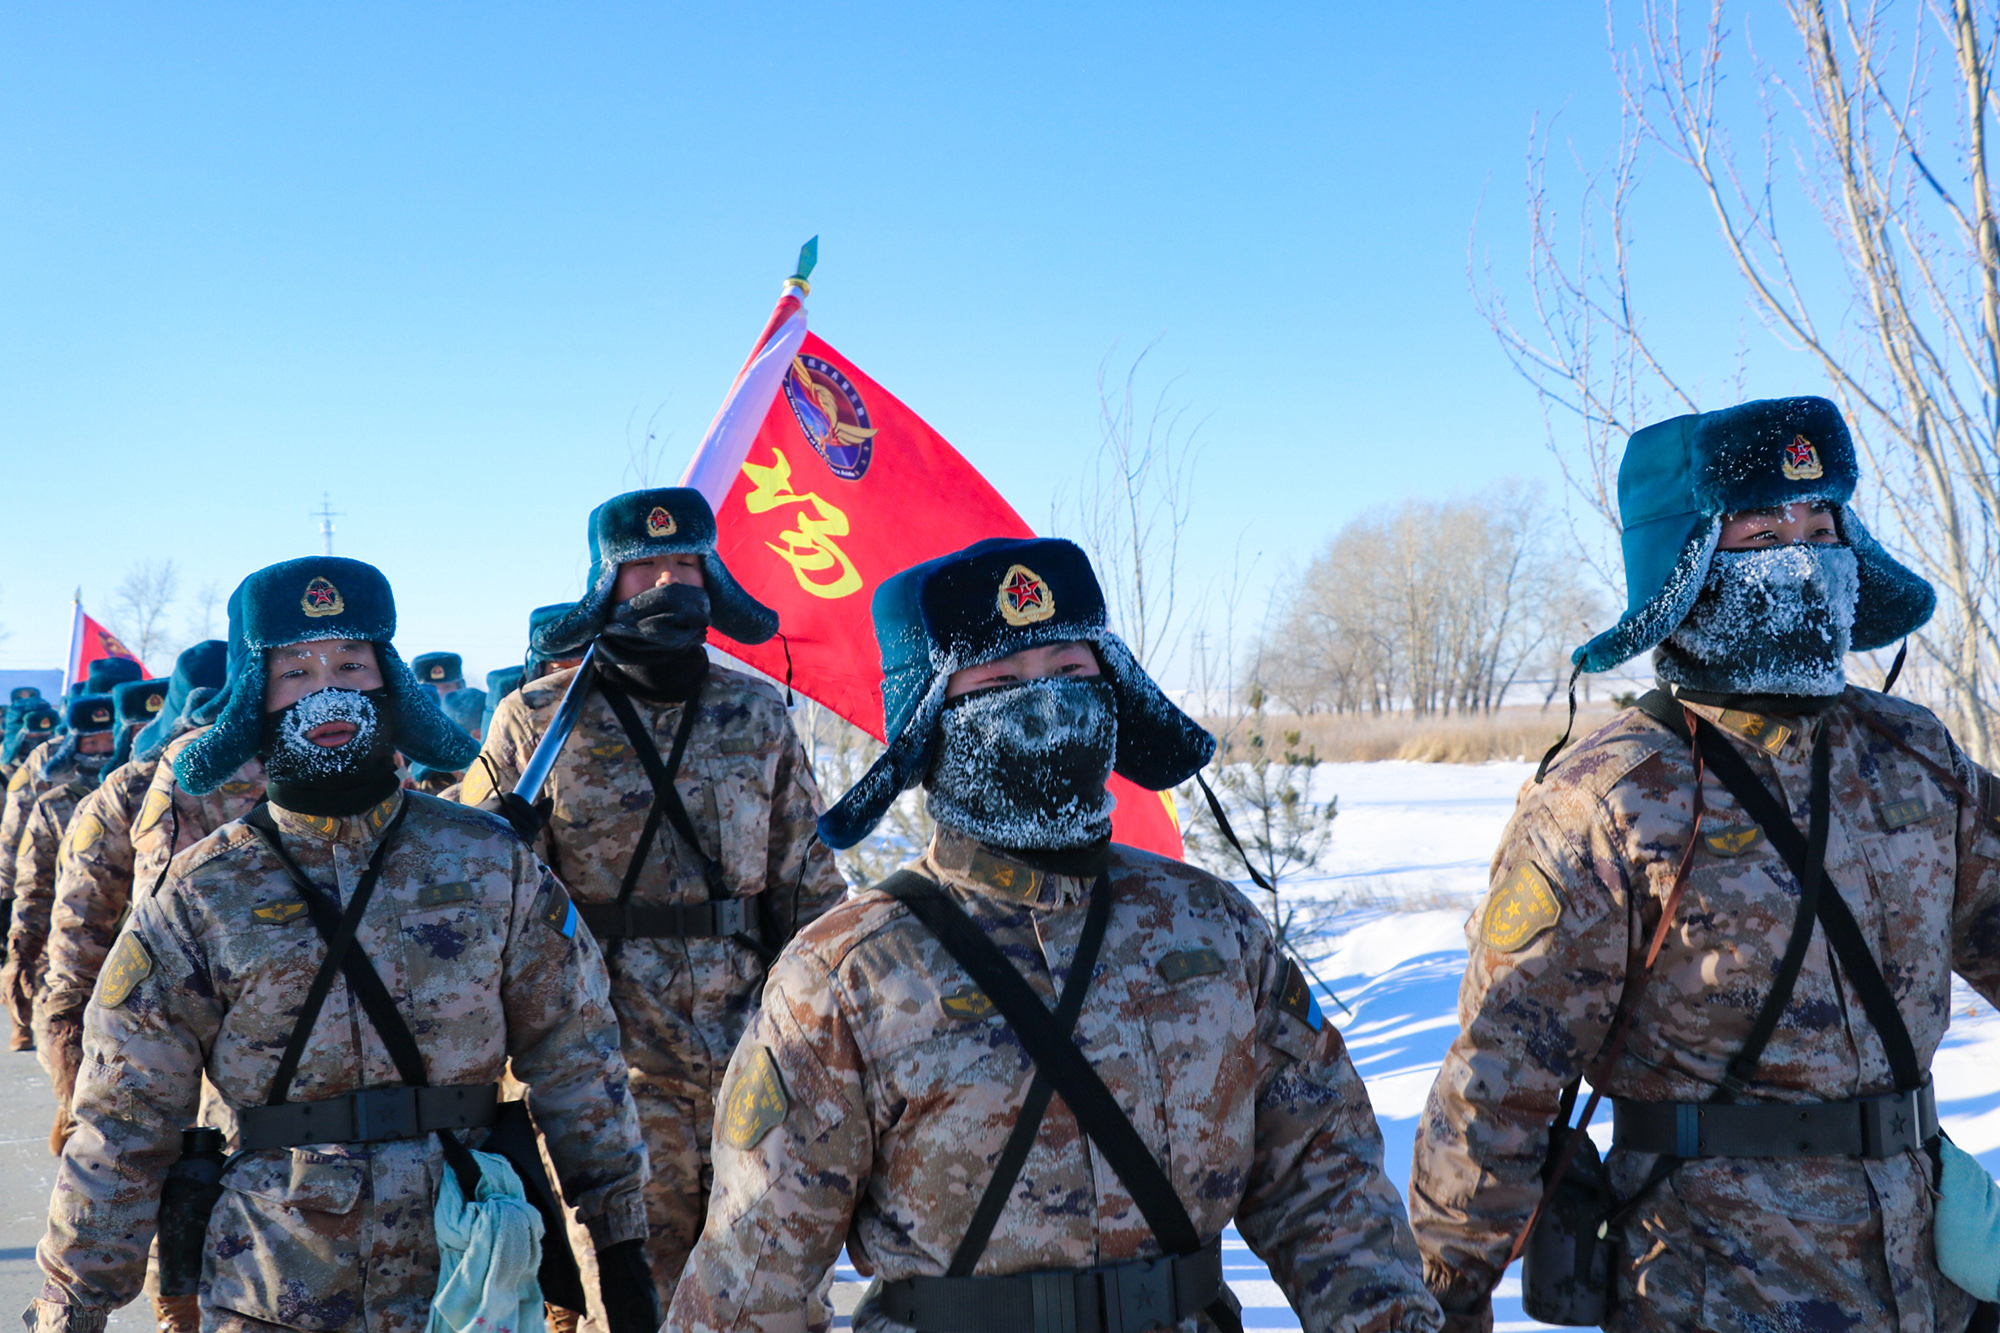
left=110, top=677, right=170, bottom=767
left=133, top=639, right=227, bottom=762
left=818, top=536, right=1216, bottom=850
left=9, top=686, right=40, bottom=704
left=411, top=652, right=464, bottom=687
left=1574, top=395, right=1936, bottom=673
left=529, top=488, right=778, bottom=656
left=4, top=704, right=57, bottom=765
left=173, top=557, right=481, bottom=795
left=482, top=665, right=523, bottom=737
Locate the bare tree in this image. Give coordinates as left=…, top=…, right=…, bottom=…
left=178, top=581, right=226, bottom=654
left=1483, top=0, right=2000, bottom=760
left=1054, top=343, right=1206, bottom=674
left=106, top=559, right=181, bottom=669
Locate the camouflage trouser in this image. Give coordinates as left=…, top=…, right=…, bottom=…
left=632, top=1068, right=715, bottom=1295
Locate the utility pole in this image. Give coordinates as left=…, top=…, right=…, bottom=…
left=311, top=494, right=342, bottom=556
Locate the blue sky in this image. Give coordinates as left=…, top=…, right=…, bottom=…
left=0, top=3, right=1811, bottom=684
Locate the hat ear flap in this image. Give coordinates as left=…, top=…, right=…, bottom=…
left=531, top=565, right=618, bottom=659
left=702, top=556, right=780, bottom=645
left=174, top=659, right=270, bottom=796
left=377, top=647, right=482, bottom=773
left=1573, top=519, right=1721, bottom=674
left=816, top=674, right=949, bottom=850
left=1841, top=507, right=1936, bottom=651
left=1096, top=634, right=1216, bottom=790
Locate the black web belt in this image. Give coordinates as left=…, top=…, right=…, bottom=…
left=238, top=1082, right=501, bottom=1151
left=878, top=1237, right=1226, bottom=1333
left=572, top=897, right=749, bottom=939
left=1613, top=1079, right=1936, bottom=1158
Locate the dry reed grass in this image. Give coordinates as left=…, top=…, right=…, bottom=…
left=1201, top=706, right=1622, bottom=764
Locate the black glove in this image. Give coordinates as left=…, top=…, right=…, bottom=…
left=497, top=792, right=550, bottom=844
left=596, top=1239, right=661, bottom=1333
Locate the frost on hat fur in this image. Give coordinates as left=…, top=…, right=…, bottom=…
left=1574, top=395, right=1934, bottom=673
left=173, top=557, right=480, bottom=795
left=818, top=536, right=1215, bottom=851
left=529, top=488, right=778, bottom=656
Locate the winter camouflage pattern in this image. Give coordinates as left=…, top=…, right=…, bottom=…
left=1, top=739, right=74, bottom=903
left=1409, top=688, right=2000, bottom=1333
left=461, top=662, right=847, bottom=1284
left=37, top=758, right=160, bottom=1091
left=669, top=829, right=1442, bottom=1333
left=31, top=790, right=648, bottom=1333
left=131, top=726, right=266, bottom=901
left=4, top=779, right=92, bottom=1039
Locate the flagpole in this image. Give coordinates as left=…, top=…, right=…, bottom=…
left=679, top=239, right=819, bottom=507
left=64, top=595, right=83, bottom=694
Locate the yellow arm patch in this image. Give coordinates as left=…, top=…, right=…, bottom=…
left=721, top=1046, right=790, bottom=1149
left=97, top=933, right=154, bottom=1008
left=1481, top=862, right=1564, bottom=953
left=66, top=813, right=104, bottom=857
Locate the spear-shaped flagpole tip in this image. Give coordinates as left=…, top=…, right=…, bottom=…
left=785, top=236, right=819, bottom=296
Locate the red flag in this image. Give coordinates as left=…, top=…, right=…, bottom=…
left=684, top=278, right=1187, bottom=858
left=66, top=603, right=147, bottom=690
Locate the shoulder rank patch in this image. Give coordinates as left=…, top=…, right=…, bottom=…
left=1275, top=958, right=1323, bottom=1032
left=1158, top=948, right=1226, bottom=985
left=1879, top=798, right=1931, bottom=831
left=539, top=879, right=578, bottom=939
left=722, top=1045, right=789, bottom=1149
left=1703, top=824, right=1764, bottom=857
left=1714, top=709, right=1792, bottom=755
left=939, top=984, right=996, bottom=1021
left=1481, top=862, right=1564, bottom=953
left=98, top=933, right=153, bottom=1008
left=252, top=899, right=307, bottom=925
left=416, top=881, right=477, bottom=909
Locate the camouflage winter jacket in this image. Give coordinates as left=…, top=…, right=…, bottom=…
left=668, top=829, right=1444, bottom=1333
left=1409, top=688, right=2000, bottom=1333
left=39, top=757, right=158, bottom=1029
left=4, top=779, right=94, bottom=1030
left=30, top=791, right=648, bottom=1333
left=131, top=726, right=266, bottom=899
left=0, top=740, right=73, bottom=902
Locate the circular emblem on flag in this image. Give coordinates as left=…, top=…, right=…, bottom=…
left=301, top=577, right=345, bottom=618
left=997, top=564, right=1055, bottom=627
left=646, top=505, right=678, bottom=538
left=144, top=694, right=164, bottom=713
left=782, top=355, right=878, bottom=481
left=1781, top=433, right=1824, bottom=481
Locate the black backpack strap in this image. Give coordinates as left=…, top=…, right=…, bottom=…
left=598, top=678, right=725, bottom=904
left=244, top=802, right=482, bottom=1198
left=880, top=870, right=1239, bottom=1333
left=942, top=869, right=1113, bottom=1277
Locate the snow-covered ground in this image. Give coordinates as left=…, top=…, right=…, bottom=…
left=833, top=758, right=2000, bottom=1332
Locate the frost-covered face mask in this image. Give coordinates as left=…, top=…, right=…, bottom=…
left=925, top=677, right=1118, bottom=851
left=71, top=745, right=110, bottom=777
left=1655, top=543, right=1861, bottom=697
left=259, top=686, right=397, bottom=786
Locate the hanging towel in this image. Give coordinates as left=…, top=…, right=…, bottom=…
left=1937, top=1135, right=2000, bottom=1301
left=427, top=1147, right=547, bottom=1333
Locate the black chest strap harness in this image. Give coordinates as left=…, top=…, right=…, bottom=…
left=874, top=869, right=1240, bottom=1333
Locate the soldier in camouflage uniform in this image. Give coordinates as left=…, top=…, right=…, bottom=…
left=30, top=556, right=659, bottom=1333
left=39, top=645, right=226, bottom=1149
left=1409, top=397, right=2000, bottom=1333
left=670, top=537, right=1442, bottom=1333
left=1, top=703, right=60, bottom=1049
left=3, top=694, right=119, bottom=1050
left=462, top=488, right=846, bottom=1293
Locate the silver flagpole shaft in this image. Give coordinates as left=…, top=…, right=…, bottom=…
left=511, top=644, right=600, bottom=802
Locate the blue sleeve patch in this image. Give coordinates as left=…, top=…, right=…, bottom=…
left=538, top=878, right=578, bottom=940
left=1276, top=958, right=1323, bottom=1032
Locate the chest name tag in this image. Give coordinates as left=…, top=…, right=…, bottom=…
left=940, top=984, right=997, bottom=1021
left=416, top=881, right=477, bottom=909
left=252, top=899, right=307, bottom=925
left=1880, top=798, right=1931, bottom=831
left=722, top=1046, right=790, bottom=1149
left=98, top=933, right=153, bottom=1008
left=1704, top=824, right=1764, bottom=857
left=1481, top=862, right=1564, bottom=953
left=538, top=880, right=578, bottom=939
left=718, top=736, right=762, bottom=757
left=1157, top=948, right=1226, bottom=985
left=1275, top=958, right=1323, bottom=1032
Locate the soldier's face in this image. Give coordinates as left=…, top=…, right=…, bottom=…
left=77, top=731, right=114, bottom=755
left=946, top=641, right=1101, bottom=700
left=263, top=640, right=385, bottom=743
left=1719, top=501, right=1840, bottom=550
left=613, top=553, right=706, bottom=603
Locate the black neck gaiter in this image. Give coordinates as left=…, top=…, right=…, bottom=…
left=925, top=677, right=1119, bottom=852
left=598, top=583, right=713, bottom=703
left=260, top=687, right=403, bottom=817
